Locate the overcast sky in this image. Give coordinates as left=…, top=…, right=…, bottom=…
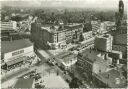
left=1, top=0, right=127, bottom=10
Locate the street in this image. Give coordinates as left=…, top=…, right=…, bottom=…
left=1, top=37, right=94, bottom=88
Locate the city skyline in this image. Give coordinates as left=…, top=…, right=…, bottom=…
left=1, top=0, right=127, bottom=10
left=1, top=0, right=127, bottom=88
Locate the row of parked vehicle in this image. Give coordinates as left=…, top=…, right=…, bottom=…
left=20, top=70, right=41, bottom=81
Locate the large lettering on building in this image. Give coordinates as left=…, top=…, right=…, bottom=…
left=12, top=50, right=24, bottom=56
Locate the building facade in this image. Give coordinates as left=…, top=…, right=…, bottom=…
left=92, top=69, right=127, bottom=88
left=31, top=23, right=66, bottom=49
left=83, top=31, right=93, bottom=40
left=64, top=24, right=83, bottom=43
left=31, top=23, right=83, bottom=49
left=94, top=34, right=113, bottom=52
left=1, top=39, right=37, bottom=70
left=76, top=49, right=111, bottom=82
left=91, top=20, right=101, bottom=35
left=113, top=26, right=127, bottom=45
left=1, top=21, right=17, bottom=31
left=100, top=21, right=115, bottom=34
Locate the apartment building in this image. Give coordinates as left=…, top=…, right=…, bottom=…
left=94, top=34, right=113, bottom=52
left=31, top=23, right=83, bottom=49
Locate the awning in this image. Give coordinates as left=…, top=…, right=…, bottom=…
left=6, top=56, right=27, bottom=66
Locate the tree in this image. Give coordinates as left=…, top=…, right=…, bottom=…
left=11, top=15, right=22, bottom=22
left=69, top=77, right=79, bottom=88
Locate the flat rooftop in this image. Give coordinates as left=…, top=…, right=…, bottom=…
left=14, top=78, right=34, bottom=88
left=41, top=25, right=60, bottom=33
left=56, top=51, right=77, bottom=64
left=1, top=39, right=33, bottom=54
left=64, top=24, right=83, bottom=29
left=37, top=23, right=83, bottom=33
left=80, top=49, right=107, bottom=63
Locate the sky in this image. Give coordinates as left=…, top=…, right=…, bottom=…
left=1, top=0, right=127, bottom=10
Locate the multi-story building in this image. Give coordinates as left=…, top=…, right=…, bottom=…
left=111, top=24, right=127, bottom=58
left=83, top=31, right=93, bottom=40
left=113, top=25, right=127, bottom=45
left=94, top=34, right=113, bottom=52
left=104, top=21, right=116, bottom=31
left=64, top=24, right=83, bottom=43
left=31, top=23, right=66, bottom=49
left=77, top=49, right=126, bottom=87
left=83, top=22, right=92, bottom=33
left=91, top=20, right=101, bottom=35
left=93, top=68, right=127, bottom=88
left=1, top=39, right=37, bottom=70
left=1, top=21, right=17, bottom=31
left=1, top=21, right=20, bottom=41
left=76, top=49, right=112, bottom=81
left=31, top=23, right=83, bottom=49
left=100, top=21, right=115, bottom=34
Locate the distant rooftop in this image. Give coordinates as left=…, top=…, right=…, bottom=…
left=65, top=23, right=81, bottom=27
left=1, top=39, right=33, bottom=54
left=64, top=23, right=83, bottom=29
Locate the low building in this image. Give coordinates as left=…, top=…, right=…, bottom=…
left=112, top=44, right=127, bottom=58
left=57, top=52, right=77, bottom=70
left=93, top=69, right=127, bottom=88
left=94, top=34, right=113, bottom=52
left=108, top=50, right=122, bottom=60
left=1, top=39, right=36, bottom=70
left=50, top=52, right=77, bottom=70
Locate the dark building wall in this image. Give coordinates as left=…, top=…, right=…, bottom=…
left=31, top=23, right=55, bottom=49
left=76, top=55, right=93, bottom=81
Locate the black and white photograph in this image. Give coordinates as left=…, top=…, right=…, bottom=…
left=0, top=0, right=127, bottom=88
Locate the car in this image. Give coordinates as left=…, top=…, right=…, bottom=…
left=24, top=76, right=29, bottom=79
left=35, top=73, right=41, bottom=80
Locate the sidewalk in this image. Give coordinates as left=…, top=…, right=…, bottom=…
left=1, top=64, right=37, bottom=83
